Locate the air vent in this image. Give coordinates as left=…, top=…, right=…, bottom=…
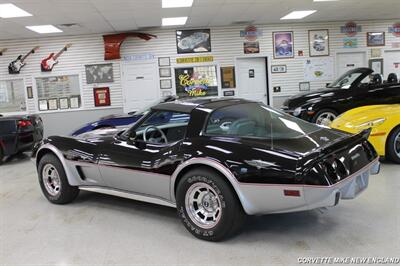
left=57, top=23, right=82, bottom=29
left=231, top=20, right=255, bottom=25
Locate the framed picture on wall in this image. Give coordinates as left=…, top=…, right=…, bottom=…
left=59, top=98, right=69, bottom=109
left=369, top=58, right=384, bottom=74
left=160, top=79, right=172, bottom=89
left=271, top=65, right=287, bottom=73
left=26, top=86, right=33, bottom=99
left=48, top=98, right=58, bottom=110
left=85, top=63, right=114, bottom=84
left=159, top=68, right=172, bottom=77
left=273, top=31, right=294, bottom=59
left=176, top=29, right=211, bottom=54
left=38, top=100, right=48, bottom=111
left=308, top=29, right=329, bottom=57
left=158, top=57, right=170, bottom=66
left=93, top=87, right=111, bottom=107
left=367, top=32, right=385, bottom=47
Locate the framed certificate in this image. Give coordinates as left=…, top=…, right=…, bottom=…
left=39, top=100, right=48, bottom=111
left=59, top=98, right=69, bottom=109
left=160, top=79, right=172, bottom=89
left=48, top=98, right=58, bottom=110
left=158, top=57, right=170, bottom=66
left=159, top=68, right=172, bottom=78
left=70, top=96, right=80, bottom=109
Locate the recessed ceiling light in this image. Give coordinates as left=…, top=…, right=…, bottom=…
left=281, top=10, right=317, bottom=20
left=26, top=25, right=63, bottom=34
left=162, top=17, right=188, bottom=26
left=162, top=0, right=193, bottom=8
left=0, top=3, right=32, bottom=18
left=314, top=0, right=339, bottom=2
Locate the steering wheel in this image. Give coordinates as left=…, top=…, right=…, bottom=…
left=143, top=125, right=168, bottom=144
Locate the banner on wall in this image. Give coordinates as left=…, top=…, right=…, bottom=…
left=175, top=66, right=218, bottom=97
left=304, top=58, right=334, bottom=82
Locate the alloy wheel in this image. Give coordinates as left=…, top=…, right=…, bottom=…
left=42, top=164, right=62, bottom=196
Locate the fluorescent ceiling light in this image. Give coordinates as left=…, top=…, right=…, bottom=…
left=0, top=3, right=32, bottom=18
left=26, top=25, right=63, bottom=34
left=162, top=17, right=188, bottom=26
left=314, top=0, right=339, bottom=1
left=281, top=10, right=317, bottom=20
left=162, top=0, right=193, bottom=8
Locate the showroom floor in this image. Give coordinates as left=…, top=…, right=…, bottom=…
left=0, top=154, right=399, bottom=266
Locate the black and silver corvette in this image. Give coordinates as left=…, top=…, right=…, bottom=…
left=33, top=98, right=380, bottom=241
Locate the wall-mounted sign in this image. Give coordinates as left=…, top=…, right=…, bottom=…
left=93, top=87, right=111, bottom=107
left=371, top=48, right=382, bottom=58
left=244, top=42, right=259, bottom=54
left=340, top=21, right=361, bottom=37
left=176, top=56, right=214, bottom=64
left=273, top=86, right=281, bottom=93
left=123, top=53, right=155, bottom=61
left=271, top=65, right=287, bottom=73
left=221, top=66, right=236, bottom=88
left=249, top=69, right=255, bottom=78
left=388, top=23, right=400, bottom=37
left=304, top=58, right=334, bottom=82
left=175, top=66, right=218, bottom=97
left=240, top=25, right=263, bottom=41
left=176, top=29, right=211, bottom=54
left=343, top=37, right=358, bottom=48
left=223, top=90, right=235, bottom=96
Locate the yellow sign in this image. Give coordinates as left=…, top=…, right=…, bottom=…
left=176, top=56, right=214, bottom=64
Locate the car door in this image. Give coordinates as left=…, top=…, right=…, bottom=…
left=97, top=110, right=190, bottom=201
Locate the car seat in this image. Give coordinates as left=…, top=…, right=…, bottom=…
left=229, top=118, right=256, bottom=136
left=370, top=74, right=383, bottom=85
left=387, top=73, right=398, bottom=83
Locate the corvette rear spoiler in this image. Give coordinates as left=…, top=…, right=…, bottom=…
left=297, top=128, right=374, bottom=175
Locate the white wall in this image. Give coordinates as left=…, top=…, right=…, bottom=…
left=0, top=19, right=399, bottom=135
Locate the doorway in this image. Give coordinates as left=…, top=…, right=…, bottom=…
left=383, top=49, right=400, bottom=78
left=235, top=57, right=270, bottom=105
left=121, top=60, right=160, bottom=113
left=335, top=51, right=367, bottom=76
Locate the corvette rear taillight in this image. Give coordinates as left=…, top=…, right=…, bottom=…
left=18, top=120, right=32, bottom=127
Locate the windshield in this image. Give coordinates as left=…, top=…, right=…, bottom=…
left=328, top=69, right=366, bottom=89
left=205, top=102, right=322, bottom=140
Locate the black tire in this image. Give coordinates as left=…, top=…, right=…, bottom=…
left=386, top=126, right=400, bottom=164
left=176, top=167, right=246, bottom=241
left=312, top=108, right=338, bottom=125
left=38, top=154, right=79, bottom=204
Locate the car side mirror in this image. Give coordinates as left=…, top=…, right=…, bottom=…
left=126, top=131, right=137, bottom=145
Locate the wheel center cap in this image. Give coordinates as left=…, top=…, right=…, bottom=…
left=202, top=194, right=215, bottom=211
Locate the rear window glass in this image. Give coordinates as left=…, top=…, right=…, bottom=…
left=205, top=103, right=321, bottom=140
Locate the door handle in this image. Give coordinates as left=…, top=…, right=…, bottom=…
left=136, top=76, right=144, bottom=79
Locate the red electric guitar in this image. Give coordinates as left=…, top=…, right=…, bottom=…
left=41, top=43, right=72, bottom=72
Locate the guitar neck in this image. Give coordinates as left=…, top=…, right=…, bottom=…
left=53, top=47, right=67, bottom=60
left=21, top=50, right=34, bottom=62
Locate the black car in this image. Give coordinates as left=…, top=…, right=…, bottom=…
left=33, top=98, right=379, bottom=241
left=0, top=114, right=43, bottom=164
left=282, top=68, right=400, bottom=125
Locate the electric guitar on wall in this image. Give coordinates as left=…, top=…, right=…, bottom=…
left=0, top=48, right=7, bottom=56
left=41, top=43, right=72, bottom=72
left=8, top=46, right=40, bottom=74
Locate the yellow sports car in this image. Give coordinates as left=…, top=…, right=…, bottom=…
left=330, top=105, right=400, bottom=163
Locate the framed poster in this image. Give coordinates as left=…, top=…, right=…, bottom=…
left=369, top=58, right=383, bottom=75
left=26, top=86, right=33, bottom=99
left=309, top=29, right=329, bottom=57
left=70, top=96, right=80, bottom=109
left=48, top=98, right=58, bottom=110
left=93, top=87, right=111, bottom=107
left=85, top=63, right=114, bottom=84
left=243, top=42, right=259, bottom=54
left=59, top=97, right=69, bottom=109
left=271, top=65, right=287, bottom=73
left=159, top=68, right=172, bottom=77
left=299, top=82, right=310, bottom=92
left=273, top=31, right=294, bottom=59
left=176, top=29, right=211, bottom=54
left=160, top=79, right=172, bottom=89
left=221, top=66, right=236, bottom=88
left=175, top=65, right=218, bottom=97
left=158, top=57, right=170, bottom=66
left=38, top=100, right=48, bottom=111
left=367, top=32, right=385, bottom=47
left=304, top=58, right=334, bottom=81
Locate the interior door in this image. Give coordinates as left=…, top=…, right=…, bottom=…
left=236, top=57, right=269, bottom=104
left=384, top=50, right=400, bottom=78
left=336, top=51, right=367, bottom=76
left=121, top=60, right=160, bottom=113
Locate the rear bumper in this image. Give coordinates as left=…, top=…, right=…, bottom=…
left=236, top=158, right=380, bottom=215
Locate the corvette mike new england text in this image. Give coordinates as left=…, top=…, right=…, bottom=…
left=297, top=257, right=400, bottom=264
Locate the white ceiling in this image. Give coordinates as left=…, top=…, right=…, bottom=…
left=0, top=0, right=399, bottom=40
